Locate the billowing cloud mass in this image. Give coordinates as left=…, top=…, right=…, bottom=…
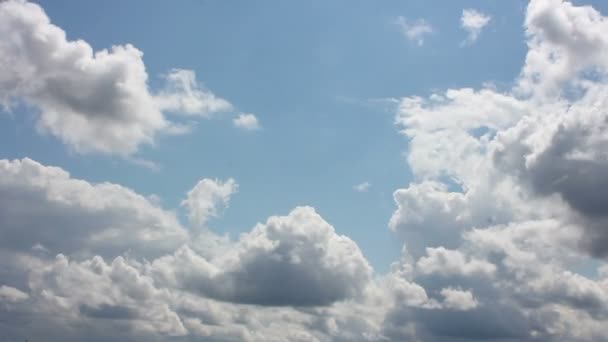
left=460, top=9, right=491, bottom=44
left=3, top=0, right=608, bottom=341
left=387, top=0, right=608, bottom=340
left=0, top=0, right=236, bottom=156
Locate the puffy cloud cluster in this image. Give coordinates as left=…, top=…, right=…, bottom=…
left=0, top=0, right=243, bottom=156
left=0, top=158, right=188, bottom=258
left=0, top=157, right=380, bottom=341
left=386, top=0, right=608, bottom=340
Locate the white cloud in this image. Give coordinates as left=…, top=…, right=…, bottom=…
left=155, top=69, right=233, bottom=116
left=0, top=285, right=28, bottom=303
left=461, top=9, right=491, bottom=44
left=440, top=287, right=479, bottom=310
left=152, top=207, right=373, bottom=307
left=385, top=0, right=608, bottom=339
left=353, top=181, right=371, bottom=192
left=181, top=178, right=238, bottom=228
left=0, top=0, right=236, bottom=156
left=416, top=247, right=496, bottom=278
left=4, top=0, right=608, bottom=341
left=396, top=16, right=434, bottom=46
left=0, top=158, right=188, bottom=258
left=232, top=112, right=260, bottom=130
left=0, top=157, right=380, bottom=341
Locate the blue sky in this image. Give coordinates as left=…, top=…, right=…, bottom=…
left=1, top=0, right=531, bottom=272
left=4, top=1, right=608, bottom=341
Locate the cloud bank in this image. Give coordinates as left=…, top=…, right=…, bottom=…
left=2, top=0, right=608, bottom=341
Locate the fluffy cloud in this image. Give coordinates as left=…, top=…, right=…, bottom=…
left=0, top=0, right=236, bottom=156
left=0, top=158, right=380, bottom=341
left=395, top=17, right=434, bottom=46
left=182, top=178, right=238, bottom=228
left=460, top=9, right=491, bottom=44
left=233, top=113, right=261, bottom=130
left=156, top=69, right=233, bottom=116
left=440, top=287, right=478, bottom=310
left=0, top=158, right=188, bottom=258
left=4, top=0, right=608, bottom=341
left=152, top=207, right=372, bottom=307
left=385, top=0, right=608, bottom=340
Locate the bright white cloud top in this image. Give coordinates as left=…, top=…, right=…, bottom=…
left=2, top=0, right=608, bottom=341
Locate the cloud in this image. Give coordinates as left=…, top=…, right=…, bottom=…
left=0, top=285, right=28, bottom=303
left=232, top=113, right=261, bottom=130
left=0, top=0, right=235, bottom=156
left=182, top=178, right=238, bottom=228
left=0, top=158, right=188, bottom=258
left=152, top=207, right=373, bottom=307
left=4, top=0, right=608, bottom=341
left=156, top=69, right=233, bottom=116
left=385, top=0, right=608, bottom=340
left=440, top=287, right=479, bottom=310
left=461, top=9, right=491, bottom=44
left=416, top=247, right=496, bottom=278
left=353, top=181, right=371, bottom=193
left=395, top=16, right=434, bottom=46
left=0, top=158, right=379, bottom=341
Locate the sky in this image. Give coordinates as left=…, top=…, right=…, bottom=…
left=2, top=0, right=608, bottom=341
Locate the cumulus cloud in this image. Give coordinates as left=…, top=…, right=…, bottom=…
left=395, top=16, right=434, bottom=46
left=232, top=113, right=261, bottom=130
left=0, top=158, right=188, bottom=258
left=460, top=9, right=491, bottom=44
left=0, top=0, right=236, bottom=156
left=152, top=207, right=372, bottom=307
left=182, top=178, right=238, bottom=228
left=440, top=287, right=479, bottom=310
left=4, top=0, right=608, bottom=341
left=383, top=0, right=608, bottom=339
left=0, top=158, right=378, bottom=341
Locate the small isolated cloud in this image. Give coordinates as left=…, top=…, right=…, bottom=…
left=461, top=9, right=491, bottom=44
left=232, top=113, right=260, bottom=130
left=396, top=16, right=434, bottom=46
left=353, top=181, right=371, bottom=192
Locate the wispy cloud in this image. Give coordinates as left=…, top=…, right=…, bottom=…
left=353, top=181, right=371, bottom=192
left=460, top=9, right=491, bottom=45
left=395, top=16, right=434, bottom=46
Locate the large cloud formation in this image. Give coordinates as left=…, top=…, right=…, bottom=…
left=0, top=0, right=235, bottom=155
left=3, top=0, right=608, bottom=341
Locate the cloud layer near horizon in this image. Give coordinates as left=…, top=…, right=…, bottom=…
left=2, top=0, right=608, bottom=341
